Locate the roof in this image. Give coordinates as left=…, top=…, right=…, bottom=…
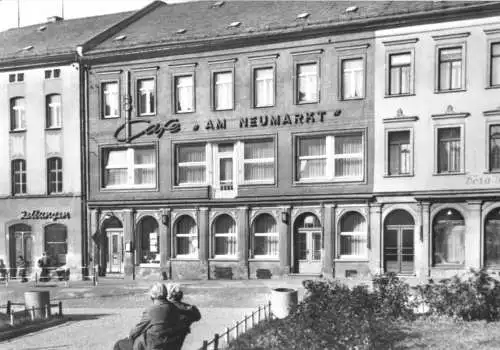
left=0, top=11, right=133, bottom=63
left=88, top=0, right=497, bottom=54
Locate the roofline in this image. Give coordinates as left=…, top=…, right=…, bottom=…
left=83, top=1, right=500, bottom=64
left=0, top=53, right=77, bottom=72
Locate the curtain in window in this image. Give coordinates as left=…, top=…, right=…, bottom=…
left=433, top=221, right=465, bottom=265
left=214, top=215, right=236, bottom=256
left=297, top=64, right=318, bottom=102
left=134, top=148, right=155, bottom=185
left=10, top=98, right=26, bottom=130
left=138, top=79, right=155, bottom=115
left=253, top=214, right=278, bottom=256
left=177, top=145, right=206, bottom=184
left=176, top=76, right=193, bottom=112
left=298, top=137, right=326, bottom=178
left=486, top=218, right=500, bottom=266
left=47, top=157, right=63, bottom=193
left=244, top=140, right=274, bottom=181
left=389, top=53, right=411, bottom=95
left=46, top=94, right=61, bottom=128
left=44, top=224, right=67, bottom=266
left=340, top=212, right=367, bottom=257
left=334, top=135, right=363, bottom=177
left=105, top=150, right=127, bottom=186
left=102, top=82, right=119, bottom=117
left=439, top=48, right=462, bottom=90
left=12, top=159, right=27, bottom=194
left=493, top=43, right=500, bottom=85
left=438, top=128, right=461, bottom=173
left=255, top=68, right=274, bottom=107
left=139, top=217, right=159, bottom=264
left=388, top=131, right=411, bottom=175
left=215, top=72, right=233, bottom=110
left=490, top=125, right=500, bottom=171
left=176, top=216, right=198, bottom=256
left=342, top=59, right=363, bottom=99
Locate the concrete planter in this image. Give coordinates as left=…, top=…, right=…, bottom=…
left=24, top=291, right=51, bottom=318
left=270, top=288, right=298, bottom=319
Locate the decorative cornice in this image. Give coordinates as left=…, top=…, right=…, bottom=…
left=484, top=28, right=500, bottom=36
left=383, top=108, right=418, bottom=123
left=95, top=69, right=122, bottom=75
left=334, top=43, right=370, bottom=52
left=248, top=54, right=279, bottom=61
left=208, top=58, right=237, bottom=65
left=291, top=49, right=323, bottom=56
left=131, top=66, right=160, bottom=72
left=432, top=32, right=470, bottom=41
left=168, top=62, right=197, bottom=68
left=484, top=108, right=500, bottom=117
left=382, top=38, right=419, bottom=46
left=432, top=105, right=469, bottom=120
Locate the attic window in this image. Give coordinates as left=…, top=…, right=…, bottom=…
left=211, top=1, right=225, bottom=8
left=345, top=6, right=359, bottom=13
left=38, top=25, right=47, bottom=32
left=113, top=35, right=127, bottom=41
left=176, top=28, right=186, bottom=34
left=296, top=12, right=310, bottom=19
left=228, top=21, right=241, bottom=28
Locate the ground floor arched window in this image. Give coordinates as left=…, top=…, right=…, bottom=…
left=252, top=214, right=278, bottom=258
left=212, top=214, right=237, bottom=258
left=44, top=224, right=67, bottom=267
left=485, top=209, right=500, bottom=267
left=9, top=223, right=32, bottom=270
left=339, top=211, right=367, bottom=258
left=175, top=215, right=198, bottom=258
left=433, top=208, right=465, bottom=266
left=137, top=216, right=159, bottom=264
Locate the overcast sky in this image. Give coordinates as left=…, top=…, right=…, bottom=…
left=0, top=0, right=165, bottom=32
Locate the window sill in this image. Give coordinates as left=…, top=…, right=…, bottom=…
left=240, top=182, right=275, bottom=187
left=171, top=257, right=199, bottom=261
left=334, top=258, right=368, bottom=262
left=434, top=88, right=466, bottom=94
left=9, top=129, right=26, bottom=134
left=175, top=110, right=195, bottom=114
left=296, top=101, right=319, bottom=105
left=213, top=108, right=234, bottom=112
left=172, top=184, right=209, bottom=189
left=248, top=258, right=279, bottom=262
left=45, top=127, right=62, bottom=131
left=101, top=186, right=157, bottom=191
left=485, top=85, right=500, bottom=90
left=340, top=96, right=365, bottom=101
left=432, top=172, right=465, bottom=176
left=253, top=104, right=275, bottom=109
left=384, top=93, right=416, bottom=99
left=383, top=174, right=414, bottom=178
left=209, top=258, right=238, bottom=262
left=101, top=116, right=120, bottom=120
left=294, top=178, right=364, bottom=185
left=432, top=264, right=464, bottom=269
left=137, top=113, right=156, bottom=117
left=137, top=263, right=160, bottom=267
left=483, top=170, right=500, bottom=174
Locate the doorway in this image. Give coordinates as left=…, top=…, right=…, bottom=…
left=106, top=228, right=124, bottom=273
left=294, top=214, right=322, bottom=274
left=9, top=224, right=33, bottom=276
left=384, top=210, right=415, bottom=274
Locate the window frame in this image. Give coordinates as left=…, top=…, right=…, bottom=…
left=173, top=73, right=195, bottom=114
left=136, top=77, right=157, bottom=117
left=211, top=69, right=235, bottom=111
left=294, top=131, right=365, bottom=183
left=174, top=143, right=208, bottom=187
left=100, top=80, right=120, bottom=119
left=251, top=65, right=276, bottom=108
left=488, top=40, right=500, bottom=88
left=212, top=214, right=238, bottom=259
left=386, top=49, right=415, bottom=96
left=45, top=94, right=62, bottom=129
left=487, top=121, right=500, bottom=172
left=340, top=56, right=365, bottom=100
left=432, top=208, right=465, bottom=267
left=338, top=211, right=368, bottom=260
left=11, top=159, right=27, bottom=195
left=44, top=224, right=68, bottom=267
left=10, top=97, right=26, bottom=132
left=435, top=43, right=467, bottom=93
left=251, top=213, right=279, bottom=259
left=294, top=61, right=320, bottom=105
left=241, top=138, right=276, bottom=185
left=384, top=128, right=414, bottom=177
left=101, top=144, right=158, bottom=190
left=174, top=215, right=199, bottom=259
left=47, top=157, right=63, bottom=194
left=434, top=124, right=465, bottom=175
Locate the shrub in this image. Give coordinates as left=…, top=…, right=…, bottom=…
left=372, top=272, right=415, bottom=320
left=415, top=269, right=500, bottom=321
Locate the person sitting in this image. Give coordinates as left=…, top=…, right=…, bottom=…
left=16, top=255, right=28, bottom=282
left=37, top=252, right=52, bottom=282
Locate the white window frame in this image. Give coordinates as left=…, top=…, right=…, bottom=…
left=252, top=214, right=279, bottom=259
left=385, top=128, right=414, bottom=176
left=101, top=81, right=120, bottom=119
left=213, top=71, right=234, bottom=111
left=489, top=40, right=500, bottom=88
left=46, top=94, right=62, bottom=129
left=386, top=51, right=414, bottom=96
left=10, top=97, right=26, bottom=131
left=103, top=146, right=156, bottom=189
left=296, top=133, right=364, bottom=183
left=175, top=215, right=199, bottom=259
left=47, top=157, right=63, bottom=194
left=12, top=159, right=27, bottom=195
left=488, top=122, right=500, bottom=172
left=295, top=62, right=319, bottom=104
left=175, top=143, right=208, bottom=187
left=434, top=125, right=465, bottom=174
left=338, top=212, right=367, bottom=259
left=253, top=66, right=275, bottom=108
left=174, top=74, right=195, bottom=113
left=435, top=43, right=466, bottom=92
left=212, top=215, right=238, bottom=259
left=341, top=57, right=365, bottom=100
left=137, top=78, right=156, bottom=116
left=241, top=139, right=275, bottom=185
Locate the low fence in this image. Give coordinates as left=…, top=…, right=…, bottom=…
left=5, top=300, right=64, bottom=326
left=0, top=265, right=100, bottom=287
left=201, top=301, right=272, bottom=350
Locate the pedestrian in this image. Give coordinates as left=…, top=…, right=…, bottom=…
left=0, top=259, right=6, bottom=281
left=38, top=252, right=52, bottom=282
left=16, top=255, right=28, bottom=282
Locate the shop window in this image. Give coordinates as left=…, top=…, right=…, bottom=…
left=341, top=58, right=364, bottom=99
left=103, top=146, right=156, bottom=189
left=101, top=81, right=119, bottom=119
left=47, top=157, right=63, bottom=194
left=296, top=133, right=364, bottom=182
left=10, top=224, right=32, bottom=271
left=252, top=214, right=278, bottom=258
left=485, top=209, right=500, bottom=267
left=437, top=46, right=464, bottom=91
left=437, top=127, right=462, bottom=173
left=296, top=62, right=319, bottom=104
left=12, top=159, right=27, bottom=195
left=10, top=97, right=26, bottom=131
left=339, top=211, right=367, bottom=258
left=388, top=52, right=412, bottom=95
left=175, top=215, right=198, bottom=258
left=433, top=208, right=465, bottom=266
left=387, top=130, right=412, bottom=176
left=138, top=216, right=159, bottom=264
left=175, top=144, right=206, bottom=186
left=253, top=67, right=274, bottom=107
left=213, top=71, right=233, bottom=110
left=46, top=94, right=62, bottom=128
left=243, top=139, right=274, bottom=184
left=490, top=42, right=500, bottom=87
left=44, top=224, right=67, bottom=267
left=137, top=78, right=156, bottom=116
left=175, top=75, right=194, bottom=113
left=489, top=124, right=500, bottom=172
left=213, top=214, right=237, bottom=258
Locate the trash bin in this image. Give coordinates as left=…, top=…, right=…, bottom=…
left=270, top=288, right=298, bottom=319
left=24, top=291, right=51, bottom=319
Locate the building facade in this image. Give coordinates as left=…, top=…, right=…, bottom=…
left=374, top=14, right=500, bottom=279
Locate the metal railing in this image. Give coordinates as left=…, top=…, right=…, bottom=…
left=4, top=300, right=64, bottom=326
left=201, top=301, right=272, bottom=350
left=0, top=265, right=99, bottom=287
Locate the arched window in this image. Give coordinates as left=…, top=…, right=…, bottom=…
left=12, top=159, right=27, bottom=195
left=9, top=224, right=32, bottom=269
left=47, top=157, right=63, bottom=194
left=137, top=216, right=159, bottom=264
left=339, top=211, right=367, bottom=258
left=252, top=214, right=278, bottom=258
left=44, top=224, right=67, bottom=267
left=46, top=94, right=62, bottom=128
left=433, top=208, right=465, bottom=265
left=485, top=209, right=500, bottom=267
left=175, top=215, right=198, bottom=258
left=10, top=97, right=26, bottom=131
left=213, top=214, right=237, bottom=257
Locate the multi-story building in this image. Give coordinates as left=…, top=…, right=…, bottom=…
left=0, top=11, right=135, bottom=279
left=373, top=6, right=500, bottom=279
left=83, top=0, right=499, bottom=280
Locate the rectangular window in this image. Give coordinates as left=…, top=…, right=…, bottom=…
left=490, top=124, right=500, bottom=171
left=53, top=69, right=60, bottom=78
left=438, top=47, right=463, bottom=91
left=437, top=127, right=462, bottom=173
left=44, top=225, right=67, bottom=267
left=9, top=74, right=15, bottom=83
left=341, top=58, right=364, bottom=99
left=10, top=97, right=26, bottom=131
left=46, top=94, right=62, bottom=128
left=17, top=73, right=24, bottom=82
left=12, top=159, right=27, bottom=195
left=214, top=71, right=233, bottom=110
left=175, top=144, right=206, bottom=185
left=388, top=130, right=411, bottom=175
left=47, top=157, right=63, bottom=194
left=45, top=70, right=52, bottom=79
left=297, top=134, right=363, bottom=182
left=137, top=78, right=155, bottom=116
left=175, top=75, right=194, bottom=113
left=254, top=67, right=274, bottom=107
left=491, top=42, right=500, bottom=87
left=297, top=63, right=319, bottom=103
left=103, top=147, right=156, bottom=189
left=101, top=81, right=119, bottom=119
left=389, top=53, right=411, bottom=95
left=243, top=139, right=274, bottom=183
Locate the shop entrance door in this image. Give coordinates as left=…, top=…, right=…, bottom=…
left=213, top=143, right=236, bottom=198
left=296, top=230, right=322, bottom=274
left=106, top=229, right=124, bottom=273
left=14, top=230, right=33, bottom=275
left=384, top=225, right=414, bottom=274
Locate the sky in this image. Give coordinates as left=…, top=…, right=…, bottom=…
left=0, top=0, right=166, bottom=32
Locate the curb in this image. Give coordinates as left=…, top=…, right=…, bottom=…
left=0, top=316, right=69, bottom=342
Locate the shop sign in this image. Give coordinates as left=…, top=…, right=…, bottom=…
left=20, top=210, right=71, bottom=221
left=114, top=119, right=181, bottom=143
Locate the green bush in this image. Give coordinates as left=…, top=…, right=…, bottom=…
left=372, top=272, right=415, bottom=320
left=415, top=269, right=500, bottom=321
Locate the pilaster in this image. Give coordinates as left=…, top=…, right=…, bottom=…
left=467, top=200, right=482, bottom=269
left=418, top=202, right=431, bottom=279
left=123, top=209, right=135, bottom=280
left=323, top=203, right=336, bottom=277
left=369, top=203, right=382, bottom=275
left=198, top=207, right=209, bottom=264
left=279, top=206, right=291, bottom=271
